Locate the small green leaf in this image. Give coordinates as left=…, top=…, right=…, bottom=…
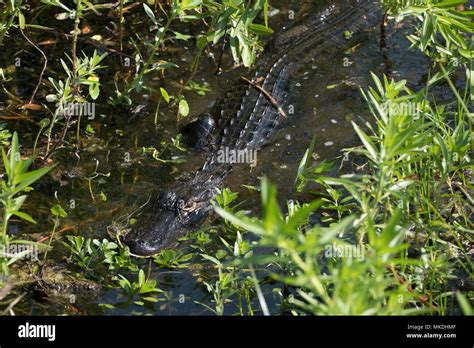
left=456, top=292, right=473, bottom=315
left=143, top=3, right=157, bottom=25
left=248, top=23, right=274, bottom=36
left=12, top=211, right=36, bottom=224
left=2, top=147, right=10, bottom=178
left=14, top=164, right=55, bottom=194
left=51, top=204, right=67, bottom=218
left=160, top=88, right=170, bottom=103
left=138, top=269, right=145, bottom=288
left=89, top=83, right=100, bottom=100
left=420, top=13, right=434, bottom=51
left=352, top=122, right=378, bottom=162
left=178, top=98, right=189, bottom=117
left=18, top=12, right=26, bottom=29
left=263, top=0, right=269, bottom=28
left=99, top=191, right=107, bottom=201
left=39, top=118, right=51, bottom=128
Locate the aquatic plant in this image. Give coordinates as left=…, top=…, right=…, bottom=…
left=212, top=66, right=472, bottom=315
left=0, top=132, right=54, bottom=276
left=382, top=0, right=474, bottom=97
left=0, top=0, right=471, bottom=316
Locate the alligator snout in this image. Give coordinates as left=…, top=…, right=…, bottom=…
left=124, top=210, right=181, bottom=257
left=125, top=238, right=160, bottom=257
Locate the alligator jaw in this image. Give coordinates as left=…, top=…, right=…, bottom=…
left=123, top=177, right=220, bottom=257
left=125, top=238, right=163, bottom=257
left=124, top=210, right=183, bottom=257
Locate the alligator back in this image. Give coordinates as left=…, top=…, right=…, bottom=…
left=206, top=0, right=376, bottom=158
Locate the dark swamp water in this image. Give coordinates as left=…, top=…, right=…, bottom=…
left=0, top=0, right=451, bottom=315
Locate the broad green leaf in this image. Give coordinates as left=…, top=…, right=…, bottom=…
left=178, top=98, right=189, bottom=117
left=51, top=204, right=67, bottom=218
left=12, top=195, right=27, bottom=211
left=89, top=83, right=100, bottom=100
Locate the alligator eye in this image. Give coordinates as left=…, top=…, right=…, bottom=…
left=177, top=199, right=198, bottom=213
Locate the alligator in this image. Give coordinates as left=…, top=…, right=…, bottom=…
left=124, top=0, right=379, bottom=256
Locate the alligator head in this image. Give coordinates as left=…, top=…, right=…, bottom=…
left=123, top=170, right=225, bottom=256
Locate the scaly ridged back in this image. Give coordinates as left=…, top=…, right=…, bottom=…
left=207, top=0, right=377, bottom=161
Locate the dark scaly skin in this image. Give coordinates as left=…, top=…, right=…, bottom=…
left=124, top=0, right=378, bottom=256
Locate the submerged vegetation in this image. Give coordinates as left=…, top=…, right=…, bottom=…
left=0, top=0, right=472, bottom=315
left=215, top=71, right=473, bottom=315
